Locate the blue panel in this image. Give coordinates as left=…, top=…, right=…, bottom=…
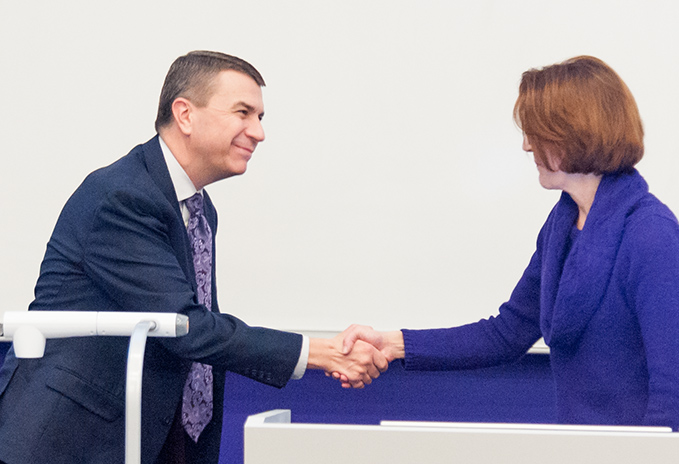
left=219, top=354, right=555, bottom=464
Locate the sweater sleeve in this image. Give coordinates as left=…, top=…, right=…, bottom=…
left=403, top=244, right=544, bottom=371
left=625, top=210, right=679, bottom=429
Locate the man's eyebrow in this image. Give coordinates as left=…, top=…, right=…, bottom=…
left=234, top=101, right=254, bottom=111
left=234, top=101, right=265, bottom=118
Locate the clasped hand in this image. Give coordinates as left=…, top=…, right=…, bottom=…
left=318, top=325, right=404, bottom=389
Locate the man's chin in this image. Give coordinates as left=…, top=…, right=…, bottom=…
left=221, top=164, right=248, bottom=180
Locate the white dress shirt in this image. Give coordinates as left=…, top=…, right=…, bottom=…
left=158, top=136, right=308, bottom=379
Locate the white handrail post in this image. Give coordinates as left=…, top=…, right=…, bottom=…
left=1, top=311, right=189, bottom=463
left=125, top=321, right=154, bottom=464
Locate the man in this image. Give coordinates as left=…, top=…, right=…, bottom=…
left=0, top=51, right=387, bottom=464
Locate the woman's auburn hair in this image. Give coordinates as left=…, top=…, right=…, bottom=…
left=513, top=55, right=644, bottom=174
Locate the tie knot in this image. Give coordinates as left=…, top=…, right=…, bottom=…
left=186, top=193, right=204, bottom=218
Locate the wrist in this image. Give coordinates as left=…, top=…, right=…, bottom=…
left=384, top=330, right=405, bottom=360
left=307, top=337, right=336, bottom=370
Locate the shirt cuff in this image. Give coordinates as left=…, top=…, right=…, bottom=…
left=290, top=334, right=309, bottom=380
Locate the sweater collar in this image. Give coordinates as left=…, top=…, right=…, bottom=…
left=540, top=170, right=648, bottom=347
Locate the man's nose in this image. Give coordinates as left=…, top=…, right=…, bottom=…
left=247, top=118, right=265, bottom=142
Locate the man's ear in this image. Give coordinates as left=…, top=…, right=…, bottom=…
left=171, top=97, right=193, bottom=135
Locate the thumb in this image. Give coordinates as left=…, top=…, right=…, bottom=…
left=373, top=348, right=389, bottom=373
left=342, top=331, right=359, bottom=354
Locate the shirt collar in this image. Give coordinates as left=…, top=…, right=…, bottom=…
left=158, top=135, right=201, bottom=202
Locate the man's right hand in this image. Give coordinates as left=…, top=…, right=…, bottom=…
left=308, top=331, right=389, bottom=389
left=331, top=325, right=406, bottom=388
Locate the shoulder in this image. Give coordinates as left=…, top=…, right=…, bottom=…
left=57, top=141, right=178, bottom=236
left=625, top=193, right=679, bottom=244
left=72, top=136, right=164, bottom=195
left=620, top=193, right=679, bottom=279
left=70, top=142, right=146, bottom=199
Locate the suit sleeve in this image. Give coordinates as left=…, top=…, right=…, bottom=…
left=79, top=183, right=302, bottom=387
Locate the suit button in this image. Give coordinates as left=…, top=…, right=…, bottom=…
left=163, top=416, right=173, bottom=426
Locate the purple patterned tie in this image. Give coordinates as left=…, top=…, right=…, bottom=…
left=181, top=193, right=214, bottom=442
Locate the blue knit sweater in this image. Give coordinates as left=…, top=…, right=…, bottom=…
left=402, top=170, right=679, bottom=429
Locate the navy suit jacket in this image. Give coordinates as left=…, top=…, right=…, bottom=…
left=0, top=136, right=303, bottom=464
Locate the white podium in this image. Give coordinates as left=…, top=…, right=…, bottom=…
left=245, top=410, right=678, bottom=464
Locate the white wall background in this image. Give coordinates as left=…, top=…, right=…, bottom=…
left=1, top=0, right=678, bottom=335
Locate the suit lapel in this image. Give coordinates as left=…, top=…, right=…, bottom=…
left=140, top=136, right=198, bottom=293
left=142, top=136, right=183, bottom=219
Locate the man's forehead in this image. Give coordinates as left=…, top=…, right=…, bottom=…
left=213, top=70, right=262, bottom=92
left=210, top=70, right=264, bottom=107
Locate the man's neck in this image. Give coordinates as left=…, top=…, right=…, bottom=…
left=158, top=133, right=200, bottom=202
left=158, top=126, right=205, bottom=191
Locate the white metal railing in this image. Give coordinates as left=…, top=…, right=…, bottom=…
left=0, top=311, right=189, bottom=464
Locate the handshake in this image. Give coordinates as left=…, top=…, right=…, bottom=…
left=309, top=325, right=405, bottom=389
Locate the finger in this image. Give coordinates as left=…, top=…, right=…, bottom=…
left=373, top=349, right=389, bottom=373
left=344, top=371, right=367, bottom=388
left=351, top=380, right=365, bottom=389
left=365, top=364, right=380, bottom=380
left=334, top=372, right=350, bottom=383
left=342, top=331, right=359, bottom=354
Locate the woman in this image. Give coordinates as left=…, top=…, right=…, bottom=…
left=339, top=56, right=679, bottom=430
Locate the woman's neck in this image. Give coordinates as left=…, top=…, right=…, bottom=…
left=562, top=173, right=603, bottom=230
